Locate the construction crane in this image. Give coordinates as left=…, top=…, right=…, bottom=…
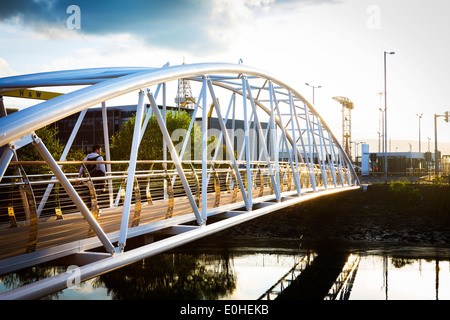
left=332, top=96, right=354, bottom=161
left=175, top=58, right=196, bottom=109
left=175, top=79, right=195, bottom=109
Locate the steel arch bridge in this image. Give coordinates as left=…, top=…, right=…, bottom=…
left=0, top=62, right=359, bottom=299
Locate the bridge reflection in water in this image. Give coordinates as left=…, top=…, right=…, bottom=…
left=2, top=239, right=449, bottom=300
left=0, top=63, right=359, bottom=299
left=0, top=242, right=315, bottom=300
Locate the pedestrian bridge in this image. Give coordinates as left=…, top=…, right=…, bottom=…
left=0, top=62, right=359, bottom=299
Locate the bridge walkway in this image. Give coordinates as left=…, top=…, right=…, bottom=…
left=0, top=183, right=281, bottom=272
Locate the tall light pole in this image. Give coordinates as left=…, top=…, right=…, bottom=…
left=435, top=114, right=439, bottom=176
left=434, top=111, right=449, bottom=176
left=416, top=113, right=423, bottom=152
left=384, top=51, right=395, bottom=182
left=305, top=83, right=321, bottom=105
left=378, top=91, right=384, bottom=153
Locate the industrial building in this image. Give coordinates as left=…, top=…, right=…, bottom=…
left=54, top=104, right=268, bottom=160
left=54, top=104, right=195, bottom=153
left=361, top=143, right=448, bottom=176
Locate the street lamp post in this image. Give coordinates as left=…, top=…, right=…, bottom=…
left=384, top=51, right=395, bottom=183
left=378, top=92, right=384, bottom=153
left=435, top=114, right=439, bottom=176
left=305, top=83, right=321, bottom=105
left=434, top=111, right=449, bottom=176
left=416, top=113, right=423, bottom=153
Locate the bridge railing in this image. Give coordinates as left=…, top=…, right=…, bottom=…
left=0, top=157, right=354, bottom=266
left=0, top=159, right=349, bottom=228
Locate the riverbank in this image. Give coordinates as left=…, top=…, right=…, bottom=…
left=214, top=184, right=450, bottom=252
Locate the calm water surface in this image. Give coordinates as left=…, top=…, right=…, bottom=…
left=349, top=254, right=450, bottom=300
left=1, top=240, right=449, bottom=300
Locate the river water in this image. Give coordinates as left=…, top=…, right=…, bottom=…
left=1, top=236, right=449, bottom=300
left=348, top=254, right=450, bottom=300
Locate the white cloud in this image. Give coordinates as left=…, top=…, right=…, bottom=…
left=1, top=0, right=449, bottom=151
left=205, top=0, right=275, bottom=47
left=0, top=57, right=14, bottom=77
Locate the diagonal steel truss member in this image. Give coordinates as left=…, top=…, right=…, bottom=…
left=0, top=62, right=359, bottom=257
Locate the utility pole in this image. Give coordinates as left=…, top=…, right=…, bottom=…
left=435, top=114, right=438, bottom=176
left=416, top=113, right=423, bottom=153
left=378, top=91, right=384, bottom=153
left=384, top=51, right=395, bottom=182
left=434, top=111, right=449, bottom=176
left=305, top=83, right=321, bottom=105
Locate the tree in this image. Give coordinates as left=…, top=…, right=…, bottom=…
left=110, top=110, right=202, bottom=170
left=15, top=125, right=64, bottom=175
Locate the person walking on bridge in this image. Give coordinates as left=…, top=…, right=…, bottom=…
left=78, top=144, right=106, bottom=193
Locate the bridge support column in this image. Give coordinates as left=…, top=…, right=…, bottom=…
left=0, top=145, right=14, bottom=182
left=241, top=76, right=252, bottom=210
left=31, top=133, right=115, bottom=255
left=117, top=90, right=146, bottom=253
left=202, top=77, right=208, bottom=220
left=101, top=102, right=114, bottom=208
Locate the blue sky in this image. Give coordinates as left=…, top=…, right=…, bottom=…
left=0, top=0, right=449, bottom=154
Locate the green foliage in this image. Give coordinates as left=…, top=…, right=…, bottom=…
left=63, top=148, right=89, bottom=173
left=110, top=110, right=202, bottom=170
left=15, top=125, right=64, bottom=175
left=432, top=175, right=443, bottom=185
left=389, top=178, right=421, bottom=204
